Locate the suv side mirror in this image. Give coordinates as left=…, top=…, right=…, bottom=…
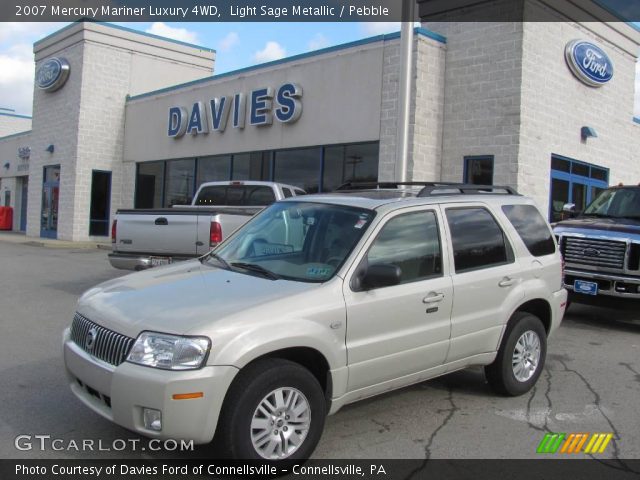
left=354, top=263, right=401, bottom=291
left=562, top=203, right=577, bottom=218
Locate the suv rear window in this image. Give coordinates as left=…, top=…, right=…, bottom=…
left=502, top=204, right=556, bottom=256
left=195, top=185, right=277, bottom=206
left=446, top=207, right=513, bottom=272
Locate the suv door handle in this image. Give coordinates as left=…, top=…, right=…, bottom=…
left=498, top=276, right=515, bottom=287
left=423, top=292, right=445, bottom=304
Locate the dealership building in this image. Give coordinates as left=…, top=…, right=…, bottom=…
left=0, top=0, right=639, bottom=241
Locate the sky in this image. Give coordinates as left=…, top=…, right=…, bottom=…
left=0, top=21, right=639, bottom=117
left=0, top=21, right=406, bottom=116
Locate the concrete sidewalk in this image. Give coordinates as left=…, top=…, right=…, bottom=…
left=0, top=231, right=111, bottom=250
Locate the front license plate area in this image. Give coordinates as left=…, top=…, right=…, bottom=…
left=574, top=279, right=598, bottom=295
left=150, top=256, right=172, bottom=267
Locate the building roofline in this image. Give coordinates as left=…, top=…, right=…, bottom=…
left=34, top=20, right=216, bottom=53
left=126, top=27, right=446, bottom=102
left=0, top=130, right=32, bottom=141
left=0, top=112, right=32, bottom=120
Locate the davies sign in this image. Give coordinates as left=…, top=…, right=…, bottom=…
left=168, top=83, right=302, bottom=138
left=564, top=40, right=613, bottom=87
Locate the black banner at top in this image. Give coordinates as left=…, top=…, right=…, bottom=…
left=2, top=0, right=640, bottom=22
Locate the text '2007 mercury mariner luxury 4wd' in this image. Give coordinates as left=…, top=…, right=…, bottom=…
left=63, top=182, right=567, bottom=460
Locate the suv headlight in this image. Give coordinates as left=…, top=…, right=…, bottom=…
left=126, top=332, right=211, bottom=370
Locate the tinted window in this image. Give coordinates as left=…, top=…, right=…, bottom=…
left=446, top=208, right=511, bottom=272
left=164, top=158, right=195, bottom=206
left=135, top=161, right=164, bottom=208
left=367, top=211, right=442, bottom=285
left=194, top=185, right=276, bottom=206
left=273, top=147, right=321, bottom=193
left=464, top=156, right=494, bottom=185
left=283, top=188, right=293, bottom=198
left=502, top=205, right=556, bottom=257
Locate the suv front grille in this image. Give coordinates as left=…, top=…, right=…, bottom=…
left=70, top=313, right=135, bottom=366
left=562, top=237, right=626, bottom=270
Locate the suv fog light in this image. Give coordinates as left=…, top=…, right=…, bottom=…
left=143, top=408, right=162, bottom=431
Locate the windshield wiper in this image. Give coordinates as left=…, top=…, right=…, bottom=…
left=202, top=252, right=231, bottom=270
left=231, top=262, right=280, bottom=280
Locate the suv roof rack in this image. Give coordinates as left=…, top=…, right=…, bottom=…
left=335, top=181, right=519, bottom=196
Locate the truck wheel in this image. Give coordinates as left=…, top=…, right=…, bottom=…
left=215, top=358, right=326, bottom=460
left=485, top=312, right=547, bottom=396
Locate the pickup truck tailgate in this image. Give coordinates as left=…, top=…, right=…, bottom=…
left=114, top=211, right=200, bottom=256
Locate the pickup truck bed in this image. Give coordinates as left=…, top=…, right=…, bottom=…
left=109, top=181, right=303, bottom=270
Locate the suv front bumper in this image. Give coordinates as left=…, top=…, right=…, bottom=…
left=63, top=328, right=238, bottom=444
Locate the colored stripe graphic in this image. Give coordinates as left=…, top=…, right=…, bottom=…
left=560, top=433, right=589, bottom=453
left=537, top=433, right=614, bottom=454
left=584, top=433, right=613, bottom=454
left=537, top=433, right=566, bottom=453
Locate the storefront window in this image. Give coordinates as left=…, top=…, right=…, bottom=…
left=135, top=161, right=164, bottom=208
left=464, top=156, right=494, bottom=185
left=232, top=152, right=270, bottom=181
left=274, top=147, right=322, bottom=193
left=549, top=155, right=609, bottom=222
left=323, top=142, right=379, bottom=191
left=164, top=158, right=195, bottom=207
left=197, top=155, right=231, bottom=186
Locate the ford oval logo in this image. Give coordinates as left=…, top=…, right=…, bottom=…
left=35, top=57, right=70, bottom=92
left=583, top=248, right=600, bottom=257
left=565, top=40, right=613, bottom=87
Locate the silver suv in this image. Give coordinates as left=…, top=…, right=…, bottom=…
left=63, top=183, right=567, bottom=460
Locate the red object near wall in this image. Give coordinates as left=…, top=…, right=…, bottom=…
left=0, top=206, right=13, bottom=230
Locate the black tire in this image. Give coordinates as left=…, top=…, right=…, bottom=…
left=485, top=312, right=547, bottom=396
left=214, top=358, right=326, bottom=460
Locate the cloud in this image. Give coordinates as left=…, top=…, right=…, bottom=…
left=0, top=43, right=35, bottom=115
left=360, top=21, right=422, bottom=36
left=360, top=22, right=402, bottom=36
left=145, top=22, right=199, bottom=44
left=253, top=41, right=286, bottom=63
left=218, top=32, right=239, bottom=52
left=308, top=33, right=329, bottom=51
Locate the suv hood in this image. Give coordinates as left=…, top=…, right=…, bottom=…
left=76, top=260, right=316, bottom=338
left=554, top=216, right=640, bottom=237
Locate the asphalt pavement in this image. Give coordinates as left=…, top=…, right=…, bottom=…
left=0, top=241, right=638, bottom=461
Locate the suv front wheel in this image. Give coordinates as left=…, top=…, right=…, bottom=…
left=215, top=358, right=326, bottom=460
left=485, top=312, right=547, bottom=396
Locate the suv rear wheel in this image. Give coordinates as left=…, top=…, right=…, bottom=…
left=215, top=358, right=326, bottom=460
left=485, top=312, right=547, bottom=396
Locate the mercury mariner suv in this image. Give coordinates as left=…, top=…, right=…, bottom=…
left=63, top=182, right=567, bottom=460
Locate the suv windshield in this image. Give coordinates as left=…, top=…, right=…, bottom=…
left=211, top=201, right=375, bottom=282
left=583, top=188, right=640, bottom=219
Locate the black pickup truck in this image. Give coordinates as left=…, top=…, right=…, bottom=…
left=553, top=185, right=640, bottom=307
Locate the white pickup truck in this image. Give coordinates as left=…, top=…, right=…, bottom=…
left=109, top=181, right=305, bottom=270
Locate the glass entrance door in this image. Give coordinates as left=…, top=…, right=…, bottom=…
left=41, top=166, right=60, bottom=238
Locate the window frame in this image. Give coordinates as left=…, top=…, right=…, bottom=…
left=463, top=155, right=495, bottom=185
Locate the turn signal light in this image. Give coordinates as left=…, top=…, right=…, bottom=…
left=172, top=392, right=204, bottom=400
left=210, top=221, right=222, bottom=246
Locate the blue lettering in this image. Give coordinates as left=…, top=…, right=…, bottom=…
left=233, top=93, right=246, bottom=129
left=275, top=83, right=302, bottom=123
left=167, top=106, right=188, bottom=138
left=209, top=96, right=230, bottom=132
left=186, top=101, right=208, bottom=135
left=250, top=87, right=274, bottom=126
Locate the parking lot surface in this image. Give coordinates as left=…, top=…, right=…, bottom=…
left=0, top=241, right=638, bottom=460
